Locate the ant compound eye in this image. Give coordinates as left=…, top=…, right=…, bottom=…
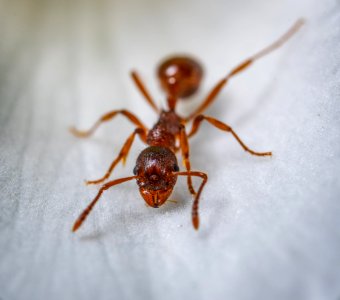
left=173, top=164, right=179, bottom=172
left=133, top=166, right=138, bottom=175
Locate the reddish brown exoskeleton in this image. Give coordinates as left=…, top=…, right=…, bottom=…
left=71, top=19, right=304, bottom=232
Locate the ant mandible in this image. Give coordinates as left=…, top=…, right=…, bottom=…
left=71, top=19, right=304, bottom=232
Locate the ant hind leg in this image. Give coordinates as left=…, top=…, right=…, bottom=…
left=185, top=19, right=304, bottom=121
left=131, top=71, right=159, bottom=113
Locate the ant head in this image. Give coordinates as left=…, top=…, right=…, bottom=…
left=134, top=146, right=179, bottom=208
left=157, top=55, right=203, bottom=99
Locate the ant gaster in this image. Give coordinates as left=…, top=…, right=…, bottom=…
left=71, top=20, right=304, bottom=232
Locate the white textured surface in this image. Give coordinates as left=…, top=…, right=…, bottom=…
left=0, top=1, right=339, bottom=300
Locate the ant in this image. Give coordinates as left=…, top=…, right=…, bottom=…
left=71, top=19, right=304, bottom=232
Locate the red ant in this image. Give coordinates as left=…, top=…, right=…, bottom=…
left=71, top=19, right=304, bottom=232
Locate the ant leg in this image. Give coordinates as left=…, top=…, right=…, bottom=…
left=86, top=128, right=147, bottom=185
left=185, top=19, right=304, bottom=121
left=70, top=109, right=147, bottom=138
left=189, top=115, right=272, bottom=156
left=179, top=125, right=196, bottom=195
left=131, top=71, right=159, bottom=113
left=72, top=175, right=137, bottom=232
left=175, top=171, right=208, bottom=230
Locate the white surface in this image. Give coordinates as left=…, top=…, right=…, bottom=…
left=0, top=1, right=339, bottom=300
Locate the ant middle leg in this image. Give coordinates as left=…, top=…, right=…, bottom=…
left=70, top=109, right=147, bottom=138
left=131, top=71, right=159, bottom=113
left=185, top=19, right=304, bottom=121
left=188, top=115, right=272, bottom=156
left=86, top=127, right=147, bottom=185
left=72, top=175, right=137, bottom=232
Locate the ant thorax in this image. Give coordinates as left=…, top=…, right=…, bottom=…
left=146, top=110, right=182, bottom=151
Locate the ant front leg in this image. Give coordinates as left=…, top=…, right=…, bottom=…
left=70, top=109, right=147, bottom=138
left=86, top=127, right=147, bottom=185
left=72, top=175, right=137, bottom=232
left=179, top=125, right=196, bottom=195
left=175, top=171, right=208, bottom=230
left=188, top=115, right=272, bottom=156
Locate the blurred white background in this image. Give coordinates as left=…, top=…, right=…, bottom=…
left=0, top=0, right=339, bottom=299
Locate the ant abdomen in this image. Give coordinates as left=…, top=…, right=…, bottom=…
left=157, top=56, right=203, bottom=99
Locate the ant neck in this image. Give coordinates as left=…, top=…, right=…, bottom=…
left=167, top=95, right=178, bottom=111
